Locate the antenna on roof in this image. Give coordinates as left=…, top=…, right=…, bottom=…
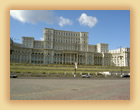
left=120, top=46, right=122, bottom=53
left=117, top=46, right=122, bottom=53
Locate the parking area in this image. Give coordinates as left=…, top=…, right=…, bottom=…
left=10, top=78, right=130, bottom=100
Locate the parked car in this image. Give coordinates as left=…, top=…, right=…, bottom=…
left=10, top=74, right=18, bottom=78
left=120, top=74, right=130, bottom=78
left=101, top=71, right=111, bottom=76
left=81, top=74, right=91, bottom=78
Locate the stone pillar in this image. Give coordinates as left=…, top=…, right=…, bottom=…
left=98, top=57, right=99, bottom=65
left=81, top=55, right=83, bottom=64
left=59, top=54, right=61, bottom=64
left=76, top=54, right=78, bottom=64
left=68, top=54, right=69, bottom=64
left=102, top=53, right=104, bottom=66
left=58, top=54, right=59, bottom=64
left=78, top=55, right=79, bottom=64
left=92, top=53, right=94, bottom=65
left=72, top=54, right=73, bottom=64
left=83, top=55, right=85, bottom=64
left=65, top=54, right=66, bottom=64
left=60, top=54, right=61, bottom=64
left=51, top=51, right=54, bottom=64
left=74, top=54, right=75, bottom=63
left=85, top=53, right=87, bottom=65
left=20, top=55, right=22, bottom=63
left=124, top=52, right=126, bottom=66
left=44, top=50, right=48, bottom=64
left=70, top=54, right=71, bottom=64
left=69, top=54, right=70, bottom=64
left=36, top=55, right=38, bottom=64
left=56, top=54, right=58, bottom=64
left=59, top=54, right=60, bottom=64
left=62, top=53, right=63, bottom=64
left=43, top=51, right=45, bottom=64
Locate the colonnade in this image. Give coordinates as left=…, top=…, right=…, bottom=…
left=53, top=53, right=86, bottom=64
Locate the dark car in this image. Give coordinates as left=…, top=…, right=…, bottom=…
left=120, top=74, right=130, bottom=78
left=122, top=74, right=130, bottom=77
left=10, top=74, right=18, bottom=78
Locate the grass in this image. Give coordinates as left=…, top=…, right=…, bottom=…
left=10, top=63, right=130, bottom=77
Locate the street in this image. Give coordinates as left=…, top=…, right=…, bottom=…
left=10, top=78, right=130, bottom=100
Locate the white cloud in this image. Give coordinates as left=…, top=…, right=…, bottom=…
left=58, top=16, right=73, bottom=27
left=10, top=10, right=55, bottom=24
left=78, top=13, right=98, bottom=28
left=40, top=37, right=44, bottom=41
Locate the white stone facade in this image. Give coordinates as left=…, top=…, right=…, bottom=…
left=109, top=48, right=130, bottom=67
left=10, top=28, right=130, bottom=67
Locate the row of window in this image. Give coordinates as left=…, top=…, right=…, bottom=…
left=112, top=60, right=124, bottom=64
left=34, top=45, right=44, bottom=48
left=54, top=45, right=79, bottom=50
left=32, top=56, right=43, bottom=60
left=45, top=36, right=88, bottom=43
left=23, top=43, right=33, bottom=48
left=11, top=55, right=124, bottom=66
left=46, top=29, right=88, bottom=37
left=54, top=31, right=82, bottom=37
left=11, top=55, right=30, bottom=59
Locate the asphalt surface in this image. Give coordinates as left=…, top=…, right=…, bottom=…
left=10, top=78, right=130, bottom=100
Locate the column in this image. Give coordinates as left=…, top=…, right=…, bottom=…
left=82, top=55, right=84, bottom=64
left=78, top=55, right=79, bottom=64
left=59, top=54, right=60, bottom=64
left=19, top=55, right=21, bottom=63
left=60, top=54, right=61, bottom=64
left=68, top=54, right=69, bottom=64
left=69, top=54, right=71, bottom=64
left=85, top=53, right=87, bottom=65
left=97, top=57, right=99, bottom=65
left=62, top=53, right=63, bottom=64
left=65, top=54, right=66, bottom=64
left=37, top=55, right=38, bottom=64
left=92, top=53, right=94, bottom=65
left=124, top=52, right=126, bottom=66
left=102, top=53, right=104, bottom=66
left=57, top=54, right=58, bottom=64
left=77, top=54, right=78, bottom=64
left=58, top=54, right=59, bottom=64
left=43, top=51, right=45, bottom=64
left=44, top=50, right=48, bottom=64
left=73, top=54, right=75, bottom=63
left=51, top=51, right=54, bottom=64
left=72, top=54, right=74, bottom=64
left=70, top=54, right=71, bottom=64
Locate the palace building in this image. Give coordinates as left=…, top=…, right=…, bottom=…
left=10, top=28, right=130, bottom=67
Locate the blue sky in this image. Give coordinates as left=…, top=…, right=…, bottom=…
left=10, top=10, right=130, bottom=50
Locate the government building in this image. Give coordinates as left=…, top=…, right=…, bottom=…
left=10, top=28, right=130, bottom=67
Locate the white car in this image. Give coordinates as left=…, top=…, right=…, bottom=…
left=81, top=74, right=91, bottom=78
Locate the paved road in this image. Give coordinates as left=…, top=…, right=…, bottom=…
left=10, top=78, right=130, bottom=100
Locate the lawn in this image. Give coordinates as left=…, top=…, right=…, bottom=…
left=10, top=63, right=130, bottom=76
